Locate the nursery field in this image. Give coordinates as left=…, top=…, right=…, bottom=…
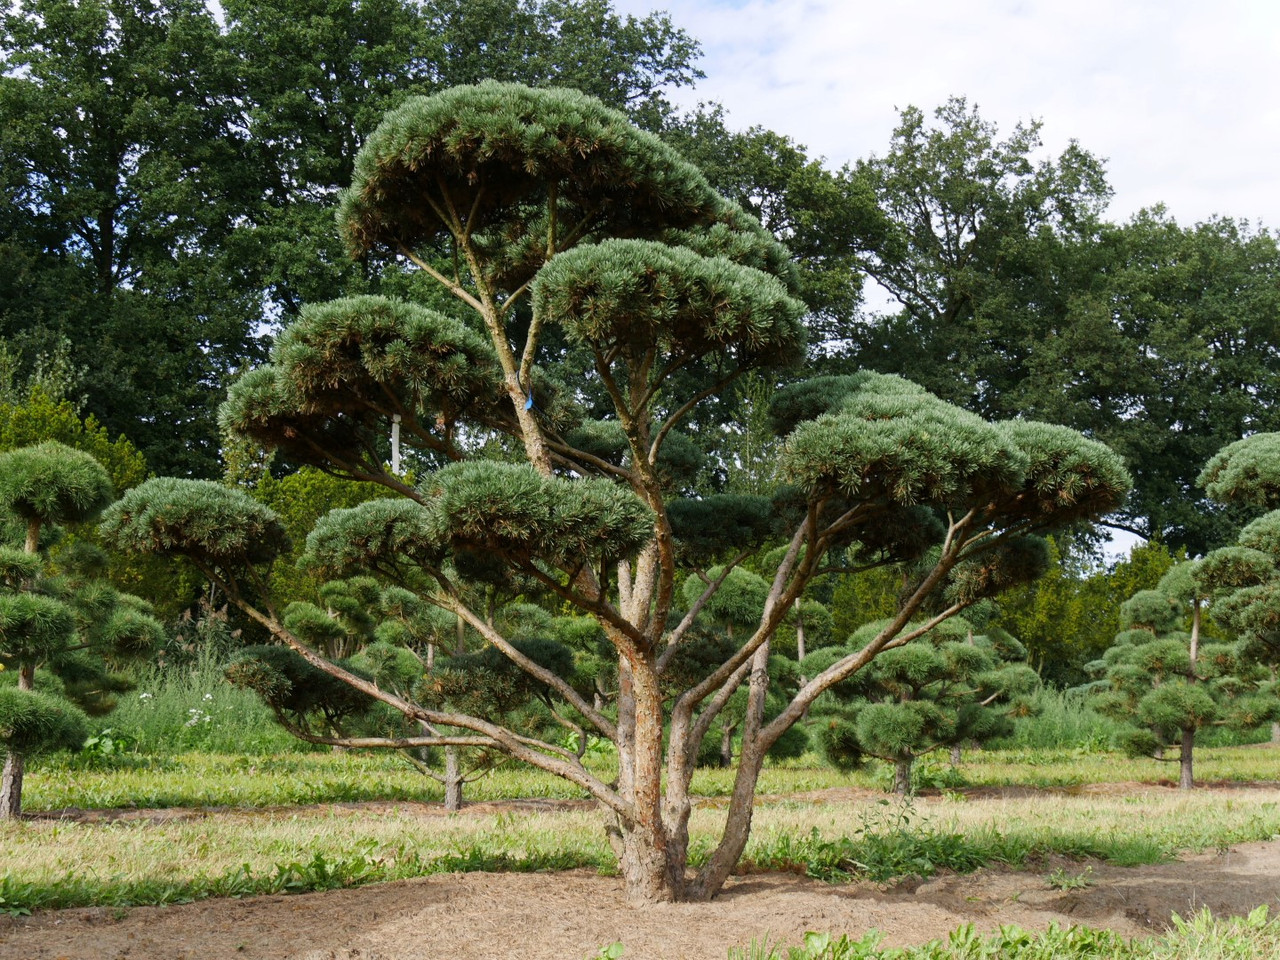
left=2, top=745, right=1280, bottom=959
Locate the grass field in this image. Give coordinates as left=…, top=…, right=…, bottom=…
left=4, top=743, right=1279, bottom=915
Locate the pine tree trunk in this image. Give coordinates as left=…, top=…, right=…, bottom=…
left=0, top=666, right=35, bottom=819
left=719, top=722, right=734, bottom=768
left=950, top=743, right=962, bottom=766
left=796, top=612, right=809, bottom=721
left=618, top=819, right=685, bottom=904
left=1179, top=727, right=1195, bottom=791
left=443, top=746, right=463, bottom=812
left=617, top=653, right=687, bottom=903
left=686, top=644, right=772, bottom=901
left=893, top=756, right=914, bottom=796
left=0, top=752, right=24, bottom=820
left=1181, top=601, right=1199, bottom=791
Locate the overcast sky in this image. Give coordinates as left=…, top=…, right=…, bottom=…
left=612, top=0, right=1280, bottom=230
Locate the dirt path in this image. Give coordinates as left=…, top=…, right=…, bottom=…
left=3, top=838, right=1279, bottom=960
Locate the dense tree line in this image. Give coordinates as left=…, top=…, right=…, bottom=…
left=0, top=0, right=1274, bottom=814
left=0, top=0, right=703, bottom=476
left=5, top=1, right=1276, bottom=561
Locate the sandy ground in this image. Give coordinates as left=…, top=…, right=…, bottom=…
left=2, top=833, right=1279, bottom=960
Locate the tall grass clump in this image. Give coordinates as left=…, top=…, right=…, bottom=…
left=105, top=651, right=301, bottom=754
left=96, top=607, right=304, bottom=755
left=993, top=687, right=1124, bottom=751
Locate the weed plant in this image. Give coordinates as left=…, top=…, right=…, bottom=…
left=744, top=800, right=989, bottom=882
left=728, top=905, right=1280, bottom=958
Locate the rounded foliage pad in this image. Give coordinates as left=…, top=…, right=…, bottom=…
left=101, top=478, right=289, bottom=567
left=0, top=441, right=113, bottom=526
left=338, top=82, right=794, bottom=289
left=1200, top=433, right=1280, bottom=509
left=221, top=295, right=503, bottom=468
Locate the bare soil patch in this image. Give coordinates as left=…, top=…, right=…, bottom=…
left=3, top=837, right=1279, bottom=960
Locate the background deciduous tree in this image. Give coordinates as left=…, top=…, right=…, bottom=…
left=1, top=0, right=704, bottom=481
left=842, top=99, right=1280, bottom=555
left=0, top=0, right=265, bottom=477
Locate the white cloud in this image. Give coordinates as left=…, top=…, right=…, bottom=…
left=619, top=0, right=1280, bottom=228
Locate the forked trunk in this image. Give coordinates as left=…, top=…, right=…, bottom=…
left=619, top=821, right=686, bottom=904
left=1179, top=727, right=1195, bottom=791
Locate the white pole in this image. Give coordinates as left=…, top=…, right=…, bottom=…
left=391, top=414, right=402, bottom=474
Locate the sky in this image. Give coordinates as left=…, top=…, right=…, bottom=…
left=610, top=0, right=1280, bottom=230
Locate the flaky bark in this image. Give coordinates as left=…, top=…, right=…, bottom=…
left=0, top=751, right=23, bottom=820
left=1182, top=599, right=1199, bottom=791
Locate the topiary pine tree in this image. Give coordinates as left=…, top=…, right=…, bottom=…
left=230, top=574, right=582, bottom=812
left=1083, top=563, right=1278, bottom=790
left=1197, top=433, right=1280, bottom=670
left=101, top=82, right=1130, bottom=903
left=0, top=442, right=163, bottom=817
left=804, top=615, right=1040, bottom=795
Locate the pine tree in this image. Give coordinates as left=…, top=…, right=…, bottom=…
left=1085, top=563, right=1278, bottom=789
left=806, top=615, right=1039, bottom=794
left=0, top=442, right=163, bottom=816
left=102, top=83, right=1129, bottom=902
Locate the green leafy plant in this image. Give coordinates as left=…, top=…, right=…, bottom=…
left=1045, top=866, right=1094, bottom=891
left=76, top=729, right=139, bottom=767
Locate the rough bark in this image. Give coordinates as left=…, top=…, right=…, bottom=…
left=0, top=666, right=36, bottom=819
left=893, top=756, right=914, bottom=796
left=686, top=643, right=772, bottom=901
left=1181, top=601, right=1199, bottom=791
left=618, top=654, right=685, bottom=902
left=719, top=723, right=734, bottom=768
left=0, top=752, right=24, bottom=820
left=1179, top=727, right=1195, bottom=791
